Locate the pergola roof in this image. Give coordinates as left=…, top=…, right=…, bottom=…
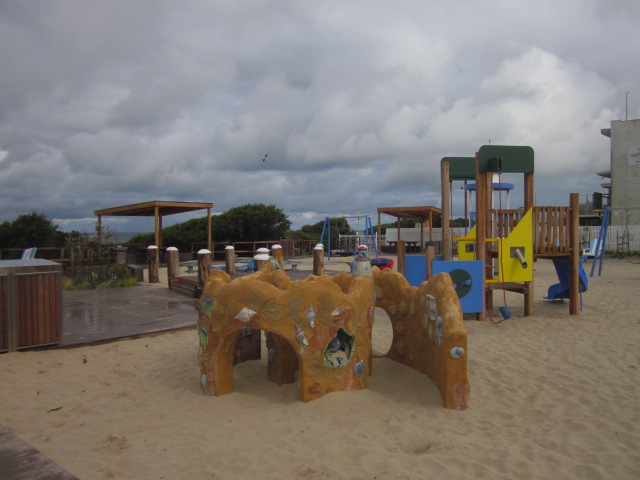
left=94, top=200, right=213, bottom=217
left=377, top=205, right=442, bottom=219
left=376, top=206, right=442, bottom=252
left=94, top=200, right=213, bottom=250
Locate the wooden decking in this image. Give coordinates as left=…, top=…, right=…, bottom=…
left=61, top=267, right=338, bottom=347
left=0, top=425, right=80, bottom=480
left=62, top=285, right=198, bottom=346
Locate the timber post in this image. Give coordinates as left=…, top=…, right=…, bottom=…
left=197, top=249, right=211, bottom=288
left=166, top=247, right=179, bottom=288
left=254, top=248, right=270, bottom=271
left=147, top=245, right=160, bottom=283
left=397, top=240, right=406, bottom=276
left=313, top=243, right=324, bottom=276
left=225, top=246, right=236, bottom=276
left=271, top=244, right=284, bottom=270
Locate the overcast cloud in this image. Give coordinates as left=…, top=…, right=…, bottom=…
left=0, top=0, right=637, bottom=234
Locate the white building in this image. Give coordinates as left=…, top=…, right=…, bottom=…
left=600, top=119, right=640, bottom=226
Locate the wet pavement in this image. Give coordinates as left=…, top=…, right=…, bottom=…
left=62, top=285, right=198, bottom=346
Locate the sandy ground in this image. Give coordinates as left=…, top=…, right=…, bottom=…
left=1, top=256, right=639, bottom=479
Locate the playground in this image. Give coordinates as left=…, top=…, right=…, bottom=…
left=0, top=257, right=638, bottom=479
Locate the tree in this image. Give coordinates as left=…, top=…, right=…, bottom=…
left=0, top=211, right=65, bottom=248
left=126, top=203, right=292, bottom=252
left=214, top=204, right=291, bottom=242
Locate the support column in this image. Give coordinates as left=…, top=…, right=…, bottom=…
left=569, top=193, right=580, bottom=315
left=475, top=153, right=487, bottom=321
left=153, top=206, right=160, bottom=247
left=97, top=216, right=103, bottom=244
left=441, top=161, right=451, bottom=260
left=207, top=207, right=212, bottom=252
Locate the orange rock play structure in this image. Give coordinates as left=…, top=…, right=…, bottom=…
left=197, top=261, right=469, bottom=409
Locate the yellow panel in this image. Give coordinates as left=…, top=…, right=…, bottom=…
left=497, top=209, right=533, bottom=282
left=457, top=225, right=476, bottom=261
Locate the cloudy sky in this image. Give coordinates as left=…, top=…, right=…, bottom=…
left=0, top=0, right=637, bottom=234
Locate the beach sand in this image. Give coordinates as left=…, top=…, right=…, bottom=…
left=1, top=257, right=639, bottom=479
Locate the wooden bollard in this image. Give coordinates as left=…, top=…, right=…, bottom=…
left=397, top=240, right=406, bottom=276
left=166, top=247, right=179, bottom=288
left=271, top=244, right=284, bottom=270
left=426, top=244, right=435, bottom=280
left=147, top=245, right=160, bottom=283
left=197, top=249, right=211, bottom=289
left=225, top=246, right=236, bottom=276
left=253, top=250, right=270, bottom=271
left=313, top=243, right=324, bottom=276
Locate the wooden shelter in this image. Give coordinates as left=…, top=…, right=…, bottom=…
left=376, top=206, right=443, bottom=254
left=94, top=201, right=213, bottom=250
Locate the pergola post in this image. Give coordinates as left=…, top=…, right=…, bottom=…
left=441, top=161, right=451, bottom=260
left=207, top=207, right=212, bottom=252
left=377, top=211, right=382, bottom=255
left=154, top=205, right=161, bottom=248
left=97, top=215, right=103, bottom=244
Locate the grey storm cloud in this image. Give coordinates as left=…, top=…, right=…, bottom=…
left=0, top=0, right=638, bottom=232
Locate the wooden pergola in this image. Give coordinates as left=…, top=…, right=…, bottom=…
left=376, top=206, right=443, bottom=253
left=94, top=201, right=213, bottom=251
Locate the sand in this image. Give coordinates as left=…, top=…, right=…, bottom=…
left=1, top=257, right=639, bottom=479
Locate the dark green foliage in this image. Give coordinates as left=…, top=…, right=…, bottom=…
left=214, top=204, right=291, bottom=242
left=0, top=211, right=65, bottom=248
left=125, top=203, right=292, bottom=252
left=127, top=232, right=155, bottom=245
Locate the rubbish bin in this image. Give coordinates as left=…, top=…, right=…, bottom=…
left=0, top=259, right=62, bottom=351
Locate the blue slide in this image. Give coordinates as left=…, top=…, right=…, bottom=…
left=544, top=260, right=588, bottom=300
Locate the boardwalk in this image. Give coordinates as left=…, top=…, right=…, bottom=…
left=61, top=267, right=337, bottom=347
left=62, top=284, right=198, bottom=346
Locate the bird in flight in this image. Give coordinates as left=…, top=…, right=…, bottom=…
left=262, top=153, right=268, bottom=162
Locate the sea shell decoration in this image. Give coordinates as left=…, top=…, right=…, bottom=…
left=235, top=307, right=257, bottom=323
left=201, top=296, right=214, bottom=318
left=450, top=346, right=465, bottom=359
left=435, top=315, right=443, bottom=345
left=354, top=360, right=365, bottom=378
left=198, top=328, right=208, bottom=350
left=427, top=294, right=437, bottom=321
left=295, top=325, right=309, bottom=346
left=305, top=304, right=316, bottom=328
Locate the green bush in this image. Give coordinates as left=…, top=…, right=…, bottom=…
left=64, top=266, right=138, bottom=290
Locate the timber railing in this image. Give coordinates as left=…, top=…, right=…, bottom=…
left=532, top=206, right=572, bottom=257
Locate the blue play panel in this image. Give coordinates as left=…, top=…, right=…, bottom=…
left=405, top=255, right=443, bottom=286
left=432, top=260, right=484, bottom=314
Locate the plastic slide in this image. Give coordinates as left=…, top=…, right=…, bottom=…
left=544, top=259, right=588, bottom=300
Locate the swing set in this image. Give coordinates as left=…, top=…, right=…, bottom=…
left=319, top=215, right=379, bottom=260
